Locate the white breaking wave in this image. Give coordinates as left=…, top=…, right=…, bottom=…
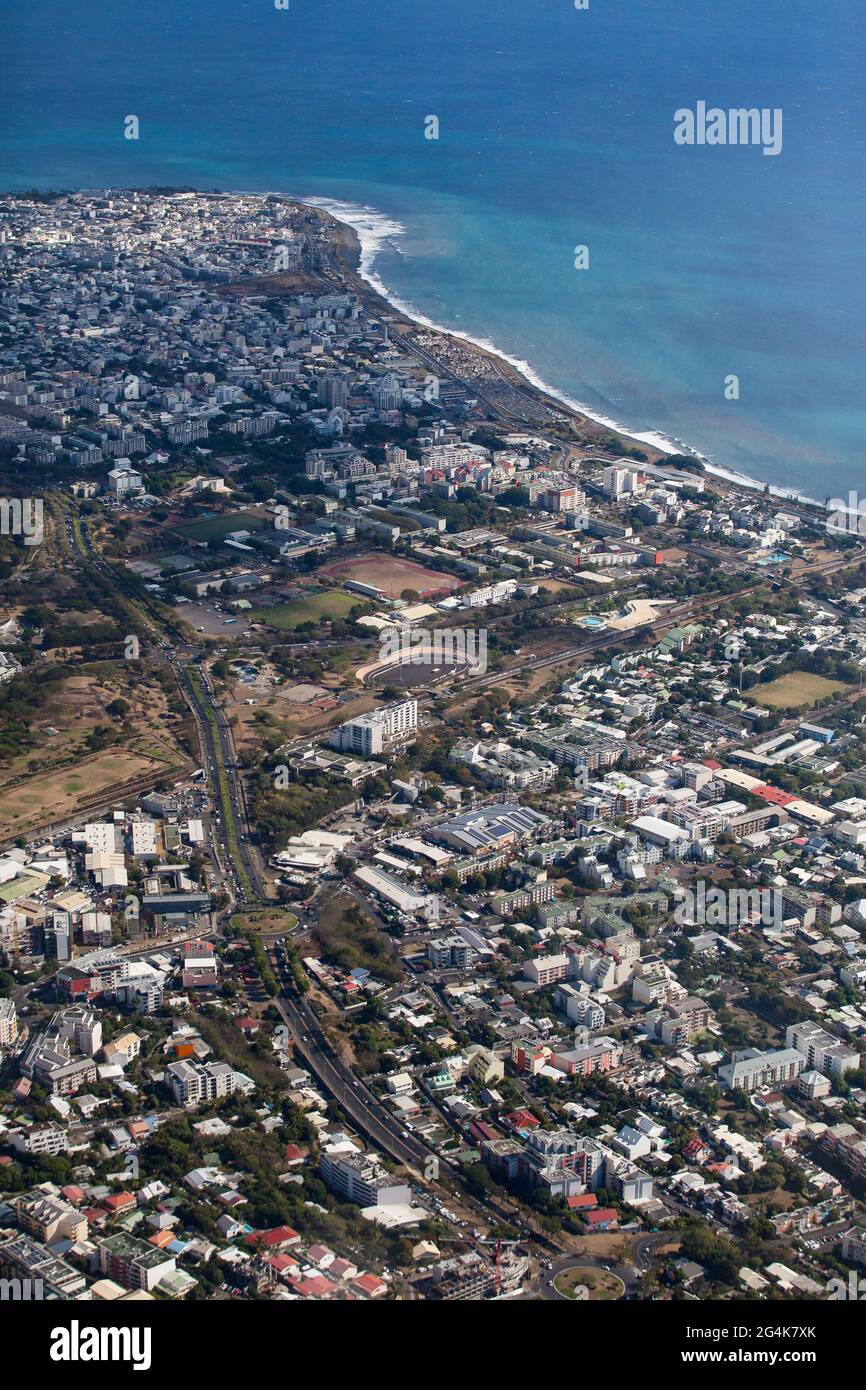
left=301, top=195, right=820, bottom=506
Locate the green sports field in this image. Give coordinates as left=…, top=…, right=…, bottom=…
left=170, top=512, right=269, bottom=542
left=248, top=590, right=366, bottom=629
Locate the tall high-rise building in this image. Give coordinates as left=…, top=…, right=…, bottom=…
left=603, top=465, right=635, bottom=498
left=329, top=699, right=418, bottom=757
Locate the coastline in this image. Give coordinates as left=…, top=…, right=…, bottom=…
left=300, top=194, right=824, bottom=511
left=6, top=182, right=824, bottom=511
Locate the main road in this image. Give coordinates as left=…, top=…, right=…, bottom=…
left=273, top=987, right=437, bottom=1176
left=66, top=501, right=265, bottom=907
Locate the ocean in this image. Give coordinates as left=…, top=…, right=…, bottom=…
left=2, top=0, right=864, bottom=499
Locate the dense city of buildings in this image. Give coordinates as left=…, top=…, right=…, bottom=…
left=1, top=190, right=866, bottom=1306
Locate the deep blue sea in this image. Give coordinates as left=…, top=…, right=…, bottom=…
left=2, top=0, right=865, bottom=499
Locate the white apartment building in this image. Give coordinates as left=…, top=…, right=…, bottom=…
left=524, top=953, right=569, bottom=987
left=462, top=579, right=517, bottom=608
left=786, top=1022, right=861, bottom=1079
left=165, top=1059, right=236, bottom=1106
left=329, top=698, right=418, bottom=757
left=603, top=465, right=637, bottom=498
left=320, top=1149, right=412, bottom=1207
left=56, top=1006, right=102, bottom=1056
left=718, top=1047, right=804, bottom=1092
left=8, top=1124, right=70, bottom=1156
left=0, top=997, right=17, bottom=1047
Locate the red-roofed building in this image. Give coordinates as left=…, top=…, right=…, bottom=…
left=62, top=1185, right=86, bottom=1205
left=683, top=1138, right=711, bottom=1164
left=290, top=1274, right=339, bottom=1299
left=755, top=785, right=798, bottom=807
left=148, top=1229, right=175, bottom=1249
left=353, top=1273, right=387, bottom=1298
left=566, top=1193, right=598, bottom=1211
left=504, top=1108, right=540, bottom=1135
left=103, top=1191, right=136, bottom=1215
left=705, top=1161, right=739, bottom=1181
left=583, top=1208, right=619, bottom=1231
left=243, top=1224, right=300, bottom=1250
left=284, top=1144, right=306, bottom=1166
left=267, top=1253, right=300, bottom=1279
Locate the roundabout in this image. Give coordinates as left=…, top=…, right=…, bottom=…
left=552, top=1265, right=625, bottom=1301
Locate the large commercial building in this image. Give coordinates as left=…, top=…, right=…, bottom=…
left=320, top=1149, right=412, bottom=1208
left=329, top=698, right=418, bottom=757
left=430, top=802, right=548, bottom=856
left=353, top=864, right=439, bottom=920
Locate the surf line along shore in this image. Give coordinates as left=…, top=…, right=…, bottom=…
left=297, top=199, right=673, bottom=462
left=294, top=195, right=818, bottom=509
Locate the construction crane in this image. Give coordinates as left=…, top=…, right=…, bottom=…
left=477, top=1236, right=524, bottom=1294
left=425, top=1233, right=527, bottom=1297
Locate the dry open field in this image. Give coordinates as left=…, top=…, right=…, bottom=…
left=751, top=670, right=852, bottom=709
left=0, top=749, right=174, bottom=840
left=0, top=670, right=187, bottom=839
left=217, top=270, right=326, bottom=298
left=319, top=551, right=462, bottom=600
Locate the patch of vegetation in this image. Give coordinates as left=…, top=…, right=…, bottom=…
left=313, top=891, right=402, bottom=983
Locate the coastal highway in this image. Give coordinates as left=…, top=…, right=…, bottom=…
left=310, top=251, right=556, bottom=428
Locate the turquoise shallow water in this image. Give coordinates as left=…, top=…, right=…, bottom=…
left=2, top=0, right=864, bottom=497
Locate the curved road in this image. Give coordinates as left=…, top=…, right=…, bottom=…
left=538, top=1233, right=669, bottom=1300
